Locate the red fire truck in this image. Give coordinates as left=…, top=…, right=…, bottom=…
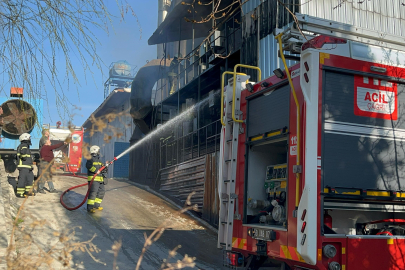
left=44, top=124, right=84, bottom=173
left=218, top=14, right=405, bottom=270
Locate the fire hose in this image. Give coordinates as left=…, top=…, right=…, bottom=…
left=60, top=158, right=117, bottom=211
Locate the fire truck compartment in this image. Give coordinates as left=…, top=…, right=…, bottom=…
left=322, top=70, right=405, bottom=194
left=247, top=84, right=290, bottom=138
left=244, top=84, right=290, bottom=227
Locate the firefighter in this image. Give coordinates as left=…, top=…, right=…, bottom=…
left=86, top=145, right=107, bottom=213
left=16, top=133, right=35, bottom=197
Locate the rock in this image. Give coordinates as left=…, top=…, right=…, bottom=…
left=0, top=159, right=18, bottom=266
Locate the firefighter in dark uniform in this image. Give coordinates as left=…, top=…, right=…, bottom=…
left=86, top=145, right=107, bottom=213
left=16, top=133, right=35, bottom=197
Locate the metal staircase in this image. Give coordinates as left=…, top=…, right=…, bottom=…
left=217, top=73, right=250, bottom=250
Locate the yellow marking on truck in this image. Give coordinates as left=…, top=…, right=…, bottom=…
left=397, top=193, right=405, bottom=198
left=280, top=181, right=287, bottom=189
left=232, top=237, right=238, bottom=247
left=274, top=164, right=287, bottom=169
left=280, top=246, right=305, bottom=262
left=293, top=248, right=305, bottom=262
left=342, top=247, right=346, bottom=255
left=324, top=188, right=329, bottom=193
left=232, top=237, right=247, bottom=249
left=280, top=245, right=292, bottom=260
left=251, top=135, right=263, bottom=141
left=238, top=239, right=246, bottom=249
left=320, top=52, right=330, bottom=64
left=342, top=265, right=346, bottom=270
left=267, top=130, right=281, bottom=137
left=387, top=239, right=394, bottom=245
left=318, top=249, right=322, bottom=261
left=367, top=191, right=390, bottom=197
left=340, top=191, right=361, bottom=195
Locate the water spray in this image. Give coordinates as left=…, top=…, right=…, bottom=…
left=60, top=92, right=218, bottom=211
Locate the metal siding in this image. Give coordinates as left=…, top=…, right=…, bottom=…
left=113, top=142, right=130, bottom=178
left=102, top=143, right=114, bottom=178
left=242, top=0, right=261, bottom=15
left=322, top=71, right=405, bottom=191
left=247, top=84, right=290, bottom=137
left=81, top=98, right=133, bottom=177
left=259, top=34, right=297, bottom=79
left=81, top=133, right=91, bottom=174
left=159, top=156, right=206, bottom=209
left=202, top=152, right=219, bottom=227
left=129, top=137, right=158, bottom=186
left=300, top=0, right=405, bottom=37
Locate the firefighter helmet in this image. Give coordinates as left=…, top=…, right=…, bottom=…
left=90, top=145, right=100, bottom=155
left=19, top=133, right=31, bottom=142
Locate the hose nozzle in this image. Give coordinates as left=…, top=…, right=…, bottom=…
left=105, top=157, right=117, bottom=167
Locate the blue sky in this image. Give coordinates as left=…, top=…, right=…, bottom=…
left=42, top=1, right=158, bottom=127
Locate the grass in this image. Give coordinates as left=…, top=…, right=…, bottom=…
left=12, top=216, right=24, bottom=226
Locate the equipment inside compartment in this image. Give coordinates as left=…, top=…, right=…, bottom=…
left=245, top=139, right=288, bottom=227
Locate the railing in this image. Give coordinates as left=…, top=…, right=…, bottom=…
left=154, top=11, right=241, bottom=105
left=160, top=120, right=221, bottom=169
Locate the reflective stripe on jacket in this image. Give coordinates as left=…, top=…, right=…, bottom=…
left=87, top=175, right=104, bottom=182
left=86, top=155, right=104, bottom=181
left=17, top=143, right=33, bottom=169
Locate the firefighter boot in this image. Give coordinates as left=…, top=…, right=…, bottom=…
left=95, top=207, right=103, bottom=211
left=25, top=189, right=36, bottom=196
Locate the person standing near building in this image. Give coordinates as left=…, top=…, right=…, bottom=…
left=39, top=129, right=50, bottom=149
left=37, top=129, right=50, bottom=182
left=16, top=133, right=35, bottom=197
left=38, top=140, right=68, bottom=193
left=86, top=145, right=107, bottom=213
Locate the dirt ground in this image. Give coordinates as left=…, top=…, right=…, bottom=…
left=11, top=175, right=225, bottom=270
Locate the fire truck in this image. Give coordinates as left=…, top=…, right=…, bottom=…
left=43, top=124, right=84, bottom=173
left=218, top=14, right=405, bottom=270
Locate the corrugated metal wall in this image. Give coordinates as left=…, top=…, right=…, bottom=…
left=242, top=0, right=261, bottom=14
left=243, top=0, right=405, bottom=80
left=113, top=142, right=130, bottom=178
left=241, top=0, right=298, bottom=81
left=259, top=34, right=296, bottom=79
left=159, top=152, right=219, bottom=223
left=160, top=156, right=206, bottom=209
left=202, top=153, right=219, bottom=227
left=129, top=137, right=159, bottom=186
left=246, top=0, right=405, bottom=38
left=301, top=0, right=405, bottom=37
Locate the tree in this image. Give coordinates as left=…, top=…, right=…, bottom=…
left=0, top=0, right=139, bottom=121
